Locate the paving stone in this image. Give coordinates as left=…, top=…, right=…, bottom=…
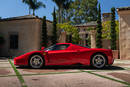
left=0, top=62, right=10, bottom=64
left=93, top=70, right=130, bottom=83
left=23, top=72, right=126, bottom=87
left=17, top=68, right=80, bottom=75
left=17, top=68, right=37, bottom=75
left=0, top=63, right=12, bottom=68
left=114, top=59, right=130, bottom=64
left=0, top=68, right=16, bottom=76
left=0, top=76, right=21, bottom=87
left=0, top=59, right=9, bottom=62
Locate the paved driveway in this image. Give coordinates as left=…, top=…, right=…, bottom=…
left=0, top=58, right=130, bottom=87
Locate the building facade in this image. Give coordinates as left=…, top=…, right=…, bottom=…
left=75, top=21, right=97, bottom=47
left=0, top=15, right=53, bottom=57
left=117, top=7, right=130, bottom=60
left=102, top=13, right=111, bottom=22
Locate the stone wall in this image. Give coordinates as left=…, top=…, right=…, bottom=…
left=90, top=30, right=119, bottom=52
left=0, top=19, right=41, bottom=56
left=0, top=19, right=53, bottom=57
left=102, top=39, right=119, bottom=50
left=118, top=10, right=130, bottom=60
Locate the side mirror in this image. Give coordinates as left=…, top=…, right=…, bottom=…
left=41, top=47, right=45, bottom=51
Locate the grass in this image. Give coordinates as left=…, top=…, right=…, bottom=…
left=20, top=71, right=82, bottom=76
left=81, top=70, right=130, bottom=86
left=8, top=59, right=27, bottom=87
left=124, top=68, right=130, bottom=70
left=0, top=71, right=82, bottom=77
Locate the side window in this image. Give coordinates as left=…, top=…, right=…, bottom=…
left=53, top=44, right=70, bottom=50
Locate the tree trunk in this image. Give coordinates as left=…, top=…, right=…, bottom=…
left=66, top=10, right=69, bottom=22
left=29, top=7, right=31, bottom=15
left=33, top=9, right=35, bottom=16
left=60, top=8, right=64, bottom=23
left=58, top=8, right=61, bottom=23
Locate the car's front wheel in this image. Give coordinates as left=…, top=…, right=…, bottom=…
left=91, top=54, right=107, bottom=69
left=29, top=54, right=44, bottom=69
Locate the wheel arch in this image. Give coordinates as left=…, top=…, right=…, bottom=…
left=90, top=52, right=108, bottom=65
left=28, top=52, right=45, bottom=66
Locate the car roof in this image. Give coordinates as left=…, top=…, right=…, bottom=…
left=56, top=43, right=72, bottom=45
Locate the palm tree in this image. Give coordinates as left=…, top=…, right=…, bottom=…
left=22, top=0, right=45, bottom=15
left=52, top=0, right=66, bottom=23
left=31, top=0, right=45, bottom=16
left=22, top=0, right=31, bottom=14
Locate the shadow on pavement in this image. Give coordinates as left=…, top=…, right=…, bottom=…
left=0, top=58, right=9, bottom=60
left=16, top=65, right=125, bottom=71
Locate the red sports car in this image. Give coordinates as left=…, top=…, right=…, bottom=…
left=14, top=43, right=114, bottom=69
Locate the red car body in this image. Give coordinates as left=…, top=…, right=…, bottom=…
left=14, top=43, right=114, bottom=67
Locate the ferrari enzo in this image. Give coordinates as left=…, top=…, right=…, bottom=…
left=14, top=43, right=114, bottom=69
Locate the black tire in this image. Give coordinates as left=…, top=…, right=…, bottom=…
left=91, top=53, right=107, bottom=69
left=29, top=54, right=44, bottom=69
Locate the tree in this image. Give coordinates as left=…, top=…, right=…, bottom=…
left=57, top=23, right=80, bottom=44
left=22, top=0, right=32, bottom=14
left=62, top=0, right=72, bottom=22
left=68, top=0, right=98, bottom=24
left=51, top=7, right=57, bottom=45
left=31, top=0, right=45, bottom=16
left=22, top=0, right=45, bottom=15
left=110, top=7, right=116, bottom=50
left=96, top=4, right=102, bottom=48
left=102, top=21, right=119, bottom=40
left=52, top=0, right=98, bottom=24
left=42, top=16, right=48, bottom=47
left=52, top=0, right=66, bottom=23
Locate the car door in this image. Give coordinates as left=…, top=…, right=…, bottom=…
left=47, top=44, right=77, bottom=65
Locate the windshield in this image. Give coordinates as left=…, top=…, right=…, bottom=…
left=44, top=44, right=56, bottom=51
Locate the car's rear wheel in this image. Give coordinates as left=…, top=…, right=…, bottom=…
left=29, top=54, right=44, bottom=69
left=91, top=54, right=106, bottom=69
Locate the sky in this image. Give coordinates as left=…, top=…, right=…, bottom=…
left=0, top=0, right=130, bottom=21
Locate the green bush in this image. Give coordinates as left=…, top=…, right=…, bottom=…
left=57, top=23, right=80, bottom=44
left=96, top=4, right=102, bottom=48
left=42, top=16, right=48, bottom=47
left=110, top=7, right=116, bottom=50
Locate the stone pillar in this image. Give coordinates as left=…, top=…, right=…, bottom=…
left=90, top=30, right=96, bottom=48
left=58, top=30, right=66, bottom=43
left=118, top=10, right=130, bottom=60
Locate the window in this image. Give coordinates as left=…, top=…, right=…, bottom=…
left=54, top=44, right=69, bottom=50
left=75, top=44, right=90, bottom=48
left=86, top=34, right=88, bottom=38
left=44, top=44, right=70, bottom=51
left=10, top=34, right=18, bottom=49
